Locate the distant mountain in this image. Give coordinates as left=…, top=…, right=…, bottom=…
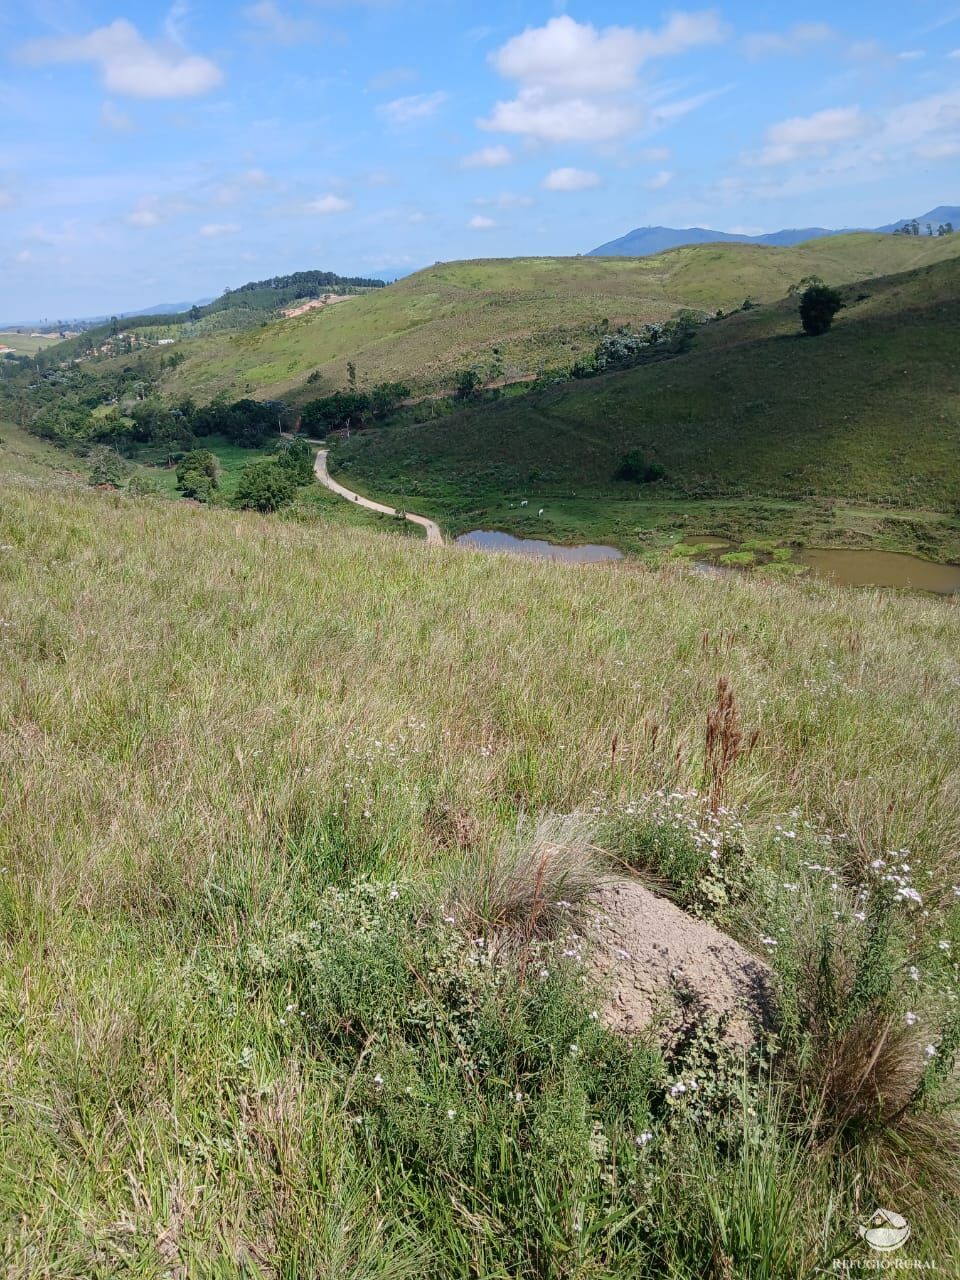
left=123, top=299, right=215, bottom=318
left=587, top=206, right=957, bottom=257
left=877, top=206, right=960, bottom=232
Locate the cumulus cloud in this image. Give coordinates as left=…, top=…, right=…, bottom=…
left=379, top=91, right=448, bottom=125
left=480, top=12, right=726, bottom=143
left=305, top=194, right=352, bottom=214
left=750, top=106, right=869, bottom=165
left=542, top=167, right=600, bottom=192
left=19, top=19, right=223, bottom=99
left=468, top=215, right=497, bottom=229
left=199, top=222, right=239, bottom=237
left=646, top=169, right=673, bottom=190
left=461, top=145, right=513, bottom=169
left=742, top=23, right=834, bottom=58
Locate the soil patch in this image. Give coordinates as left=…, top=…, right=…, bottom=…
left=583, top=878, right=773, bottom=1049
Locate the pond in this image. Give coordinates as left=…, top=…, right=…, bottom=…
left=797, top=548, right=960, bottom=595
left=457, top=529, right=623, bottom=563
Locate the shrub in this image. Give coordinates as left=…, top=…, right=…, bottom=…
left=86, top=447, right=126, bottom=487
left=176, top=449, right=220, bottom=501
left=615, top=450, right=667, bottom=484
left=234, top=459, right=298, bottom=512
left=799, top=284, right=843, bottom=336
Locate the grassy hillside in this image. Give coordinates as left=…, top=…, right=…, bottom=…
left=160, top=233, right=960, bottom=404
left=333, top=254, right=960, bottom=559
left=1, top=477, right=958, bottom=1274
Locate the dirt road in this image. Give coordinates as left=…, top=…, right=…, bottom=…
left=313, top=450, right=443, bottom=545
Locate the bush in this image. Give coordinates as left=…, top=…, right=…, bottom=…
left=176, top=449, right=220, bottom=502
left=799, top=284, right=843, bottom=336
left=615, top=450, right=667, bottom=484
left=86, top=447, right=126, bottom=487
left=234, top=459, right=298, bottom=512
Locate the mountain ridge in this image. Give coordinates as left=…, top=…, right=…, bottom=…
left=588, top=205, right=959, bottom=258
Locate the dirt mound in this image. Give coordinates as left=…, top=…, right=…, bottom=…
left=583, top=879, right=773, bottom=1049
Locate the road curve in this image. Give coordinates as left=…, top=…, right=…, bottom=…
left=314, top=449, right=443, bottom=546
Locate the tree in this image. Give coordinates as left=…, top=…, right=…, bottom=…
left=799, top=283, right=843, bottom=337
left=234, top=460, right=297, bottom=512
left=176, top=449, right=220, bottom=501
left=454, top=369, right=482, bottom=400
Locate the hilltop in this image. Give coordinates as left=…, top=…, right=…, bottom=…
left=332, top=252, right=960, bottom=562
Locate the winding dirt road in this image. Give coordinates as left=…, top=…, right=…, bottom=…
left=314, top=449, right=443, bottom=545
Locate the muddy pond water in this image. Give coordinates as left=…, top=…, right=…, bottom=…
left=457, top=530, right=960, bottom=595
left=456, top=529, right=623, bottom=563
left=796, top=548, right=960, bottom=595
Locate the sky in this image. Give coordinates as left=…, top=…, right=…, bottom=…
left=1, top=1, right=959, bottom=319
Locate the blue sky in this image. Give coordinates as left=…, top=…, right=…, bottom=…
left=2, top=1, right=959, bottom=318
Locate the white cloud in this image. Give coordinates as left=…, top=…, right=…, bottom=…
left=461, top=145, right=513, bottom=169
left=199, top=222, right=239, bottom=237
left=950, top=48, right=960, bottom=58
left=742, top=23, right=834, bottom=58
left=646, top=169, right=673, bottom=190
left=468, top=215, right=497, bottom=229
left=542, top=167, right=600, bottom=191
left=481, top=12, right=726, bottom=143
left=126, top=200, right=163, bottom=227
left=650, top=86, right=731, bottom=127
left=639, top=146, right=671, bottom=162
left=100, top=100, right=134, bottom=133
left=897, top=50, right=925, bottom=61
left=19, top=19, right=223, bottom=99
left=483, top=94, right=638, bottom=143
left=490, top=13, right=726, bottom=93
left=16, top=250, right=34, bottom=264
left=242, top=168, right=269, bottom=187
left=242, top=2, right=317, bottom=46
left=305, top=194, right=352, bottom=215
left=750, top=106, right=869, bottom=165
left=379, top=91, right=447, bottom=125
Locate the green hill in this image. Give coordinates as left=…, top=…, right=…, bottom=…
left=331, top=254, right=960, bottom=561
left=159, top=232, right=960, bottom=404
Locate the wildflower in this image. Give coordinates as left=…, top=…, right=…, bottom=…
left=924, top=1044, right=937, bottom=1060
left=442, top=913, right=456, bottom=924
left=446, top=1108, right=457, bottom=1120
left=938, top=940, right=952, bottom=952
left=905, top=1012, right=918, bottom=1026
left=513, top=1090, right=523, bottom=1102
left=635, top=1131, right=654, bottom=1146
left=285, top=1003, right=295, bottom=1013
left=373, top=1073, right=384, bottom=1087
left=895, top=887, right=922, bottom=905
left=669, top=1082, right=686, bottom=1097
left=760, top=936, right=778, bottom=948
left=569, top=1044, right=580, bottom=1057
left=388, top=887, right=400, bottom=900
left=908, top=965, right=920, bottom=982
left=539, top=968, right=550, bottom=980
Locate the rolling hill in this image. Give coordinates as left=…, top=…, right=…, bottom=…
left=330, top=253, right=960, bottom=558
left=157, top=232, right=960, bottom=405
